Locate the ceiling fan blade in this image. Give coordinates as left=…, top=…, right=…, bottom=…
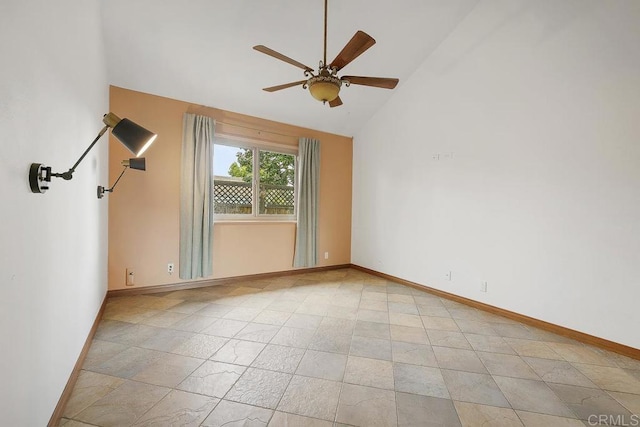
left=342, top=76, right=399, bottom=89
left=329, top=31, right=376, bottom=71
left=262, top=80, right=307, bottom=92
left=329, top=96, right=343, bottom=108
left=253, top=45, right=314, bottom=72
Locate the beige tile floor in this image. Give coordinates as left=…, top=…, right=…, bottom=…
left=61, top=268, right=640, bottom=426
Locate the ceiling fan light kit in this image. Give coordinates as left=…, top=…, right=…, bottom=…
left=307, top=69, right=343, bottom=102
left=253, top=0, right=398, bottom=107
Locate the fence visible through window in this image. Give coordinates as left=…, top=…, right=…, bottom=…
left=214, top=179, right=294, bottom=215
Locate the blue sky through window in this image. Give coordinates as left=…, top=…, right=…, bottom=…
left=213, top=144, right=242, bottom=178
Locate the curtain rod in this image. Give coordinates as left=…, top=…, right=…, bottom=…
left=215, top=120, right=302, bottom=140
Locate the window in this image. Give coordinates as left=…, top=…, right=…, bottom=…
left=213, top=140, right=296, bottom=220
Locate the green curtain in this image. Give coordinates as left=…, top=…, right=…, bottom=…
left=179, top=113, right=215, bottom=279
left=293, top=137, right=320, bottom=267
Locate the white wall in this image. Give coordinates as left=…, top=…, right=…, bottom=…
left=0, top=0, right=108, bottom=424
left=353, top=0, right=640, bottom=349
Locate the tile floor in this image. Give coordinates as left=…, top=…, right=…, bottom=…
left=61, top=268, right=640, bottom=426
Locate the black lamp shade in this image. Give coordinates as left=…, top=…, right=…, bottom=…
left=111, top=118, right=157, bottom=157
left=128, top=158, right=146, bottom=171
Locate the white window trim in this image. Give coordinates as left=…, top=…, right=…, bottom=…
left=214, top=134, right=297, bottom=222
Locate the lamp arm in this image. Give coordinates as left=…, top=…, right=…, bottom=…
left=50, top=124, right=109, bottom=180
left=107, top=166, right=129, bottom=192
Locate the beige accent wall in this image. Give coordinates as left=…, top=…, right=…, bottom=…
left=108, top=86, right=352, bottom=290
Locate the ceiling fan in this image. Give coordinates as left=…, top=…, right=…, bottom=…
left=253, top=0, right=399, bottom=107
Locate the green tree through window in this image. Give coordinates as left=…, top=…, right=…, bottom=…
left=228, top=149, right=295, bottom=186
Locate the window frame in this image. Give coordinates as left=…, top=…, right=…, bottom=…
left=213, top=135, right=297, bottom=222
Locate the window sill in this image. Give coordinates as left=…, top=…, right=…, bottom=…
left=214, top=219, right=297, bottom=225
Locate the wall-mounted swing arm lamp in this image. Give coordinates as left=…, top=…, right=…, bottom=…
left=97, top=158, right=146, bottom=199
left=29, top=112, right=157, bottom=194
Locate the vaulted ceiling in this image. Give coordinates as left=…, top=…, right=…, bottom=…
left=101, top=0, right=479, bottom=136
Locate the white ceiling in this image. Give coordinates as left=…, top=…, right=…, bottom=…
left=101, top=0, right=479, bottom=136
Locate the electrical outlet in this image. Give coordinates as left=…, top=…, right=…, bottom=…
left=324, top=252, right=329, bottom=260
left=480, top=281, right=488, bottom=292
left=126, top=268, right=134, bottom=286
left=168, top=263, right=174, bottom=274
left=445, top=271, right=452, bottom=281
